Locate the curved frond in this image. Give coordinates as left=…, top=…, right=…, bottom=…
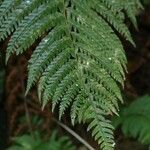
left=113, top=95, right=150, bottom=145
left=0, top=0, right=142, bottom=149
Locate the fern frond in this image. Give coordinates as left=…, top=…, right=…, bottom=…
left=52, top=71, right=77, bottom=111
left=7, top=130, right=76, bottom=150
left=85, top=96, right=115, bottom=150
left=27, top=34, right=70, bottom=94
left=0, top=0, right=46, bottom=40
left=42, top=60, right=75, bottom=108
left=59, top=82, right=79, bottom=119
left=6, top=5, right=63, bottom=60
left=1, top=0, right=142, bottom=149
left=0, top=0, right=21, bottom=27
left=113, top=95, right=150, bottom=144
left=91, top=0, right=134, bottom=45
left=71, top=93, right=84, bottom=125
left=123, top=0, right=143, bottom=29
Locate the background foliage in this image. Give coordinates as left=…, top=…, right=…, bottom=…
left=113, top=95, right=150, bottom=145
left=7, top=130, right=76, bottom=150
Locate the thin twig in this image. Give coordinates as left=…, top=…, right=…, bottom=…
left=18, top=62, right=35, bottom=139
left=53, top=118, right=95, bottom=150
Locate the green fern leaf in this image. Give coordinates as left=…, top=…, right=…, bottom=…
left=0, top=0, right=142, bottom=149
left=7, top=130, right=76, bottom=150
left=113, top=95, right=150, bottom=145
